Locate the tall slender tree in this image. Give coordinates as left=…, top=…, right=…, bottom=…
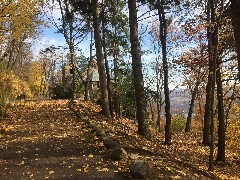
left=215, top=0, right=228, bottom=163
left=102, top=0, right=129, bottom=119
left=101, top=2, right=114, bottom=117
left=208, top=0, right=219, bottom=171
left=155, top=60, right=163, bottom=132
left=128, top=0, right=150, bottom=137
left=140, top=0, right=179, bottom=143
left=203, top=0, right=212, bottom=146
left=92, top=0, right=111, bottom=117
left=49, top=0, right=88, bottom=99
left=157, top=0, right=172, bottom=144
left=216, top=56, right=225, bottom=163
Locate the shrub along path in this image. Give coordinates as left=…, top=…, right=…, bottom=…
left=0, top=100, right=127, bottom=180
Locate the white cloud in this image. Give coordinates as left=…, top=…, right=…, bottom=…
left=32, top=34, right=66, bottom=57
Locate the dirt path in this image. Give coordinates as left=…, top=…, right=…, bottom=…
left=0, top=100, right=127, bottom=180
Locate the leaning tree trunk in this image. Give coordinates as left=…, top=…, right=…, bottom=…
left=92, top=0, right=110, bottom=117
left=69, top=13, right=76, bottom=99
left=158, top=0, right=171, bottom=144
left=230, top=0, right=240, bottom=81
left=69, top=44, right=76, bottom=100
left=128, top=0, right=150, bottom=138
left=185, top=80, right=200, bottom=132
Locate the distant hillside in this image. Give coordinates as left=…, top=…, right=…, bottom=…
left=147, top=89, right=192, bottom=118
left=169, top=89, right=191, bottom=115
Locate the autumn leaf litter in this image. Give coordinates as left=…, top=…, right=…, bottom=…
left=0, top=100, right=239, bottom=179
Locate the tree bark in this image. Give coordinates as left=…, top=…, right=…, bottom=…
left=84, top=30, right=93, bottom=101
left=7, top=39, right=16, bottom=69
left=185, top=80, right=200, bottom=132
left=216, top=59, right=225, bottom=163
left=62, top=61, right=66, bottom=91
left=102, top=6, right=113, bottom=117
left=208, top=0, right=218, bottom=171
left=92, top=0, right=110, bottom=117
left=128, top=0, right=150, bottom=138
left=158, top=0, right=171, bottom=144
left=113, top=41, right=121, bottom=119
left=103, top=37, right=113, bottom=117
left=155, top=61, right=162, bottom=132
left=59, top=0, right=76, bottom=99
left=230, top=0, right=240, bottom=81
left=69, top=44, right=76, bottom=100
left=203, top=0, right=212, bottom=146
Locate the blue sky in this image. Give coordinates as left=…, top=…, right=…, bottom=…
left=34, top=2, right=159, bottom=58
left=32, top=2, right=190, bottom=90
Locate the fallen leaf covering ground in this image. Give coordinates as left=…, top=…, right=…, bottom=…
left=74, top=100, right=240, bottom=179
left=0, top=100, right=239, bottom=179
left=0, top=100, right=127, bottom=179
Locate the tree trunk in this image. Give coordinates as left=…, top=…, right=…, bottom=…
left=158, top=0, right=171, bottom=144
left=216, top=59, right=225, bottom=163
left=128, top=0, right=150, bottom=138
left=113, top=41, right=120, bottom=119
left=7, top=39, right=16, bottom=69
left=102, top=8, right=113, bottom=117
left=69, top=41, right=76, bottom=100
left=92, top=0, right=110, bottom=117
left=203, top=81, right=211, bottom=145
left=155, top=61, right=162, bottom=132
left=103, top=39, right=113, bottom=117
left=69, top=45, right=76, bottom=100
left=203, top=0, right=212, bottom=146
left=208, top=0, right=218, bottom=171
left=185, top=80, right=200, bottom=132
left=230, top=0, right=240, bottom=81
left=149, top=98, right=155, bottom=122
left=59, top=0, right=76, bottom=99
left=84, top=30, right=93, bottom=101
left=62, top=61, right=66, bottom=91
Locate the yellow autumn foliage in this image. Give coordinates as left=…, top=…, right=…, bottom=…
left=0, top=0, right=43, bottom=44
left=0, top=70, right=32, bottom=102
left=24, top=61, right=45, bottom=96
left=226, top=103, right=240, bottom=158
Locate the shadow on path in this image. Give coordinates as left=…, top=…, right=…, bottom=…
left=0, top=100, right=128, bottom=180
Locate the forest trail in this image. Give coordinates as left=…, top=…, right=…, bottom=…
left=0, top=100, right=127, bottom=180
left=1, top=100, right=240, bottom=180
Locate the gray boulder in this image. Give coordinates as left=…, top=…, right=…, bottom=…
left=130, top=160, right=149, bottom=179
left=103, top=137, right=119, bottom=149
left=110, top=147, right=128, bottom=160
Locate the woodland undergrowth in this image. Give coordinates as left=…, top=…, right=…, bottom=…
left=75, top=100, right=240, bottom=179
